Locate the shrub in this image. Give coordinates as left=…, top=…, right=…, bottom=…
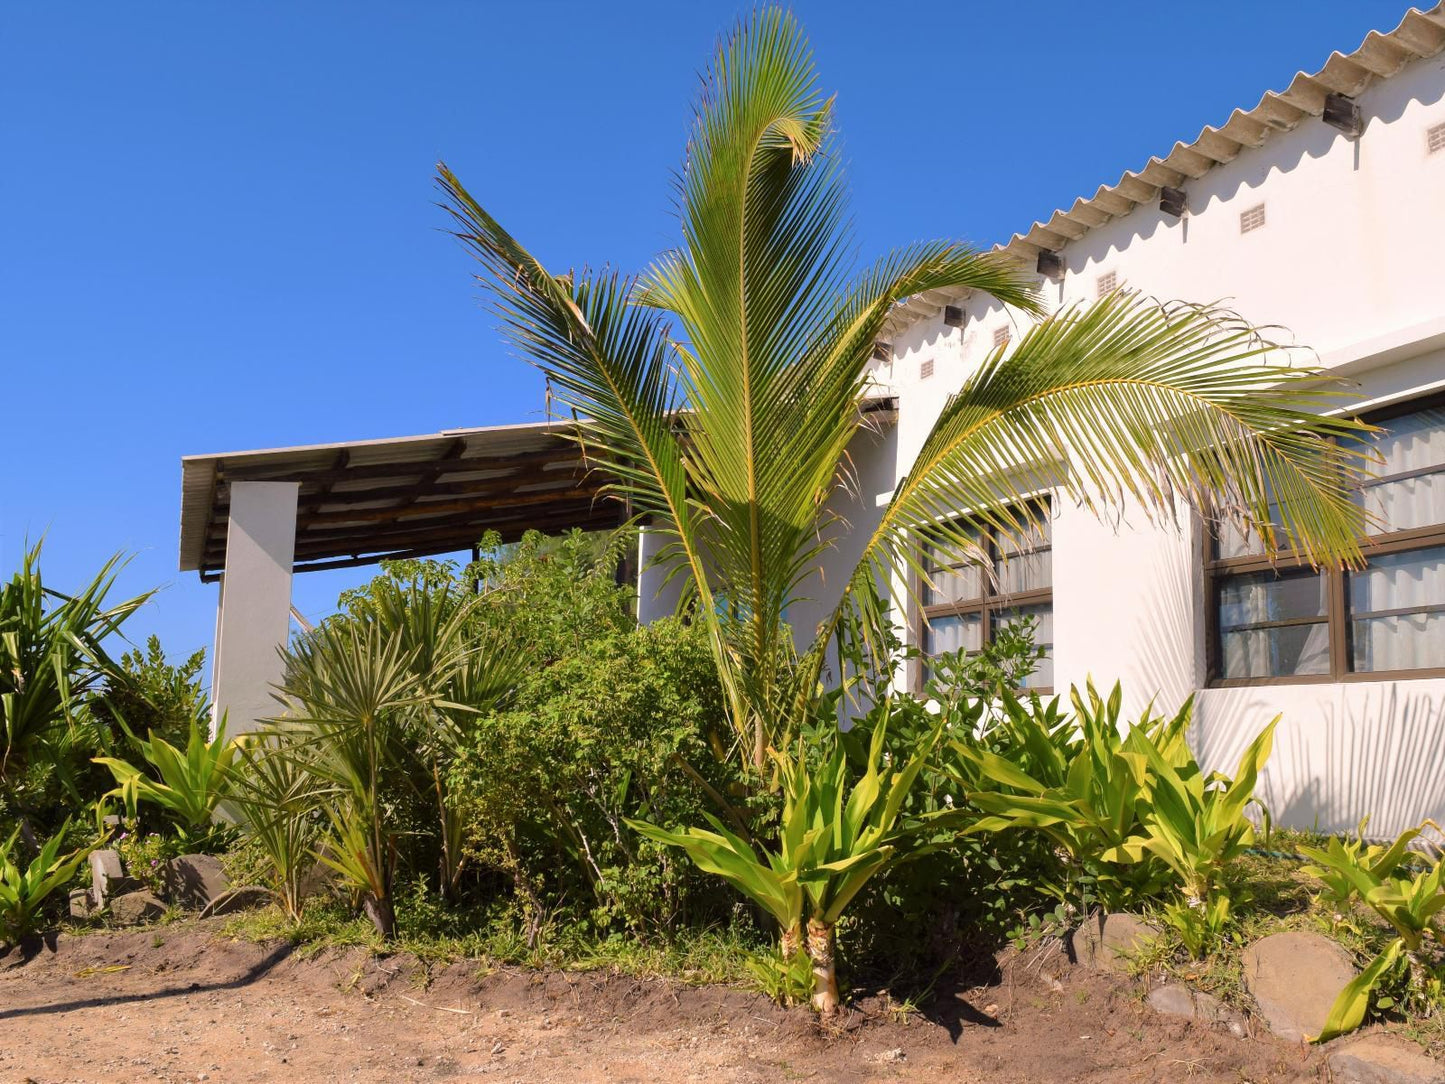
left=449, top=618, right=736, bottom=938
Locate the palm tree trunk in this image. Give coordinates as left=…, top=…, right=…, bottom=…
left=807, top=918, right=839, bottom=1014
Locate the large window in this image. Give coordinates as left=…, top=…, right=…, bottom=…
left=1207, top=397, right=1445, bottom=684
left=918, top=503, right=1053, bottom=691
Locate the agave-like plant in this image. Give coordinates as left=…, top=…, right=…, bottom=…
left=1303, top=822, right=1445, bottom=1039
left=1, top=543, right=149, bottom=792
left=93, top=714, right=244, bottom=837
left=955, top=683, right=1190, bottom=908
left=441, top=7, right=1371, bottom=1004
left=632, top=704, right=947, bottom=1012
left=1131, top=715, right=1276, bottom=955
left=0, top=820, right=95, bottom=944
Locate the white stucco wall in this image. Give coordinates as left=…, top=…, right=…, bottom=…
left=874, top=52, right=1445, bottom=834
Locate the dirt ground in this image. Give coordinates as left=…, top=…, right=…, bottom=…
left=1, top=919, right=1335, bottom=1083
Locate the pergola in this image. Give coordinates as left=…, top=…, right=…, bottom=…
left=178, top=420, right=619, bottom=733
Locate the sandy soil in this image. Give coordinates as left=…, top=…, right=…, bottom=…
left=1, top=919, right=1331, bottom=1083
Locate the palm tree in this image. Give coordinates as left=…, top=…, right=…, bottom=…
left=438, top=9, right=1370, bottom=1007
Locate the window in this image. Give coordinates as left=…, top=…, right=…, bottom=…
left=919, top=502, right=1054, bottom=690
left=992, top=325, right=1011, bottom=350
left=1239, top=204, right=1266, bottom=234
left=920, top=357, right=935, bottom=380
left=1206, top=397, right=1445, bottom=684
left=1096, top=270, right=1118, bottom=297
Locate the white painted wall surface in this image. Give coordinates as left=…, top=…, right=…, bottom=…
left=211, top=481, right=299, bottom=737
left=874, top=53, right=1445, bottom=834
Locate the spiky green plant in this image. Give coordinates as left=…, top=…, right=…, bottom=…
left=93, top=714, right=243, bottom=836
left=632, top=702, right=948, bottom=1012
left=229, top=735, right=325, bottom=923
left=0, top=821, right=94, bottom=944
left=1303, top=823, right=1445, bottom=1039
left=1, top=543, right=149, bottom=792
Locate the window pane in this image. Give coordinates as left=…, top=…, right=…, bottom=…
left=1216, top=568, right=1329, bottom=679
left=1348, top=545, right=1445, bottom=672
left=1218, top=568, right=1327, bottom=628
left=994, top=548, right=1050, bottom=595
left=924, top=563, right=984, bottom=606
left=1348, top=406, right=1445, bottom=533
left=923, top=613, right=982, bottom=657
left=1215, top=501, right=1307, bottom=559
left=997, top=604, right=1054, bottom=689
left=1221, top=625, right=1331, bottom=679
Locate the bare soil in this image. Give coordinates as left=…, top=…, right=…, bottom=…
left=1, top=920, right=1333, bottom=1083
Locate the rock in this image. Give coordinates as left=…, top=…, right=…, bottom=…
left=110, top=890, right=166, bottom=925
left=1242, top=931, right=1356, bottom=1042
left=1147, top=984, right=1248, bottom=1038
left=161, top=854, right=230, bottom=910
left=89, top=849, right=140, bottom=909
left=1070, top=912, right=1161, bottom=971
left=198, top=885, right=272, bottom=918
left=68, top=890, right=92, bottom=919
left=1327, top=1035, right=1445, bottom=1084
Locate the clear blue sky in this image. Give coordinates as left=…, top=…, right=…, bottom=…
left=0, top=1, right=1417, bottom=669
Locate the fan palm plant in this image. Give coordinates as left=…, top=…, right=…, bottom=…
left=439, top=8, right=1371, bottom=1002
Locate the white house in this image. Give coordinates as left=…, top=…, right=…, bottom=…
left=182, top=7, right=1445, bottom=838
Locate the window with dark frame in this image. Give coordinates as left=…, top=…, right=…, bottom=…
left=918, top=501, right=1054, bottom=691
left=1206, top=396, right=1445, bottom=685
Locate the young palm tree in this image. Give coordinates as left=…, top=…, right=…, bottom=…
left=439, top=9, right=1370, bottom=1007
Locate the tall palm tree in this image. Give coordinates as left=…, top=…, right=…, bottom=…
left=439, top=8, right=1368, bottom=775
left=439, top=9, right=1371, bottom=1010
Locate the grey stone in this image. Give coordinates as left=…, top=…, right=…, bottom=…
left=1146, top=984, right=1248, bottom=1038
left=68, top=889, right=92, bottom=919
left=161, top=854, right=231, bottom=910
left=1327, top=1035, right=1445, bottom=1084
left=1242, top=931, right=1357, bottom=1043
left=1070, top=912, right=1161, bottom=971
left=199, top=885, right=272, bottom=918
left=89, top=849, right=140, bottom=909
left=110, top=890, right=166, bottom=925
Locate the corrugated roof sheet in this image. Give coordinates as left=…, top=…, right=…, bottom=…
left=179, top=420, right=613, bottom=577
left=886, top=4, right=1445, bottom=335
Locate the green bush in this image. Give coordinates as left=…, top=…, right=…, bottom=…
left=449, top=617, right=737, bottom=937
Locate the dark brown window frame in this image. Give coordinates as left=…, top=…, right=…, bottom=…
left=914, top=500, right=1054, bottom=694
left=1204, top=392, right=1445, bottom=687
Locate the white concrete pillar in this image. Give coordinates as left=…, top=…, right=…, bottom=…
left=211, top=481, right=300, bottom=737
left=636, top=525, right=685, bottom=624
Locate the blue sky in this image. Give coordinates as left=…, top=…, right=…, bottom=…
left=0, top=1, right=1417, bottom=668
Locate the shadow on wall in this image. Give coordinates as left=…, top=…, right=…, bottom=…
left=1195, top=682, right=1445, bottom=840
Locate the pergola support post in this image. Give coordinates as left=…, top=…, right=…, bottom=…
left=211, top=481, right=300, bottom=737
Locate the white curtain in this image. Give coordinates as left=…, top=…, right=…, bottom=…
left=1350, top=546, right=1445, bottom=672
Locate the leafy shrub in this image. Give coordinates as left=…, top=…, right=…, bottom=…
left=449, top=617, right=735, bottom=938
